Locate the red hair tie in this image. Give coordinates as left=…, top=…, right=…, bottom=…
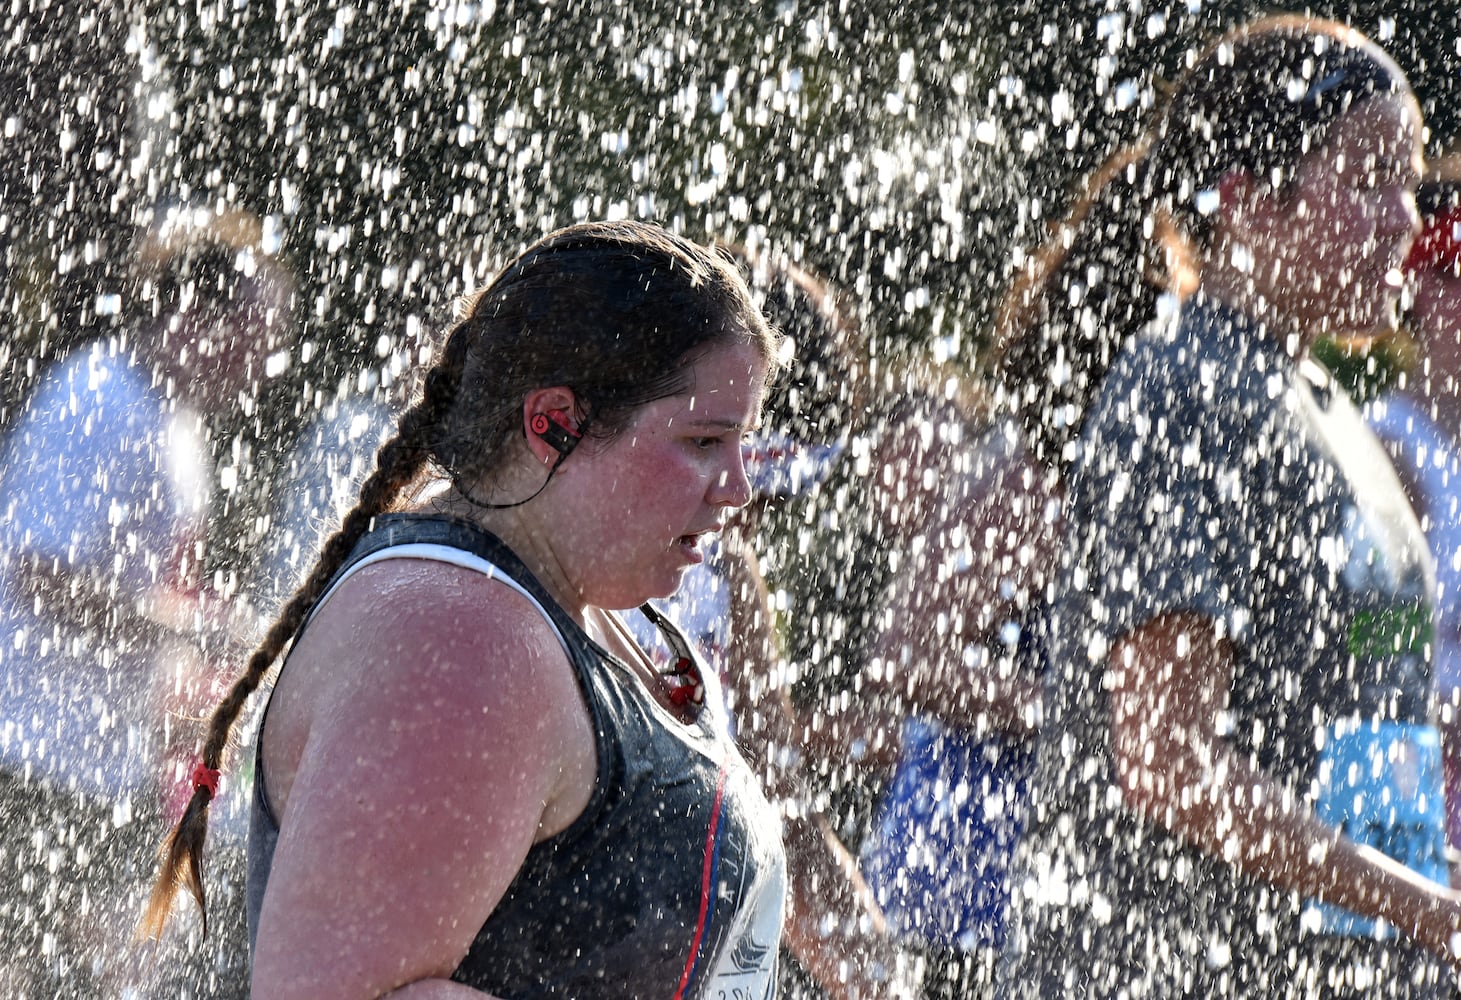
left=191, top=762, right=221, bottom=799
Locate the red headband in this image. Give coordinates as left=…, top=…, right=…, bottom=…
left=1405, top=205, right=1461, bottom=275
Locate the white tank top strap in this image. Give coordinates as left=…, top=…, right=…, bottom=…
left=307, top=541, right=572, bottom=660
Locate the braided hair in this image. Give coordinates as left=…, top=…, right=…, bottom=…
left=140, top=219, right=777, bottom=938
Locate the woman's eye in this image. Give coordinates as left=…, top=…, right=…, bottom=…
left=692, top=437, right=719, bottom=450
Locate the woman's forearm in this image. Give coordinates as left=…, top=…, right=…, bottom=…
left=1131, top=728, right=1459, bottom=954
left=780, top=814, right=915, bottom=999
left=1112, top=614, right=1461, bottom=959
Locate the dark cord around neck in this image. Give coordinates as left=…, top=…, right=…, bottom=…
left=460, top=450, right=571, bottom=510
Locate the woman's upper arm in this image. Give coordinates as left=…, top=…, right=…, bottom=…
left=251, top=571, right=587, bottom=999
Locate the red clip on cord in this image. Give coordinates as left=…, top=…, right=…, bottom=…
left=665, top=656, right=705, bottom=708
left=191, top=762, right=221, bottom=799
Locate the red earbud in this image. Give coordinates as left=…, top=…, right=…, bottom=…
left=530, top=409, right=581, bottom=456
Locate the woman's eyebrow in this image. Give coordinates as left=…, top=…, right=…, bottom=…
left=681, top=418, right=752, bottom=432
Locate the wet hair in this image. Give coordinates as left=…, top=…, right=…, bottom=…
left=135, top=208, right=280, bottom=322
left=140, top=219, right=778, bottom=938
left=725, top=245, right=867, bottom=444
left=996, top=15, right=1409, bottom=472
left=149, top=242, right=249, bottom=318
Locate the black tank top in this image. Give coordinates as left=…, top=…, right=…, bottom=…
left=246, top=513, right=786, bottom=998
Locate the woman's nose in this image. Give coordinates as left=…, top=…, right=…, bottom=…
left=711, top=452, right=754, bottom=509
left=1385, top=183, right=1422, bottom=245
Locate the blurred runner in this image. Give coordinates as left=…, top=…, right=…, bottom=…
left=0, top=205, right=287, bottom=996
left=1367, top=155, right=1461, bottom=879
left=1001, top=16, right=1461, bottom=998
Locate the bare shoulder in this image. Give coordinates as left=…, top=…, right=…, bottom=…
left=253, top=556, right=597, bottom=995
left=297, top=556, right=583, bottom=728
left=261, top=554, right=595, bottom=836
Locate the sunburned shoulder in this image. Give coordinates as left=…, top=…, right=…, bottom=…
left=289, top=556, right=582, bottom=730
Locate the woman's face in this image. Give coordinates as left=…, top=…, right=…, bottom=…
left=1255, top=93, right=1424, bottom=335
left=550, top=338, right=770, bottom=610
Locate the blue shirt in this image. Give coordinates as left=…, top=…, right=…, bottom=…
left=0, top=342, right=209, bottom=797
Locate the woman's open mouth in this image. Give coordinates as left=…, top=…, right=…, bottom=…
left=676, top=526, right=721, bottom=562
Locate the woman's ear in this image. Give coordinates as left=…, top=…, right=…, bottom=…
left=1208, top=168, right=1284, bottom=254
left=520, top=386, right=581, bottom=465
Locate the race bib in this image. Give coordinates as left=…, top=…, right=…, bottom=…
left=1304, top=720, right=1449, bottom=937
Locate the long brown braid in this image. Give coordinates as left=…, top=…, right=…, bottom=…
left=138, top=319, right=472, bottom=940
left=138, top=219, right=778, bottom=940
